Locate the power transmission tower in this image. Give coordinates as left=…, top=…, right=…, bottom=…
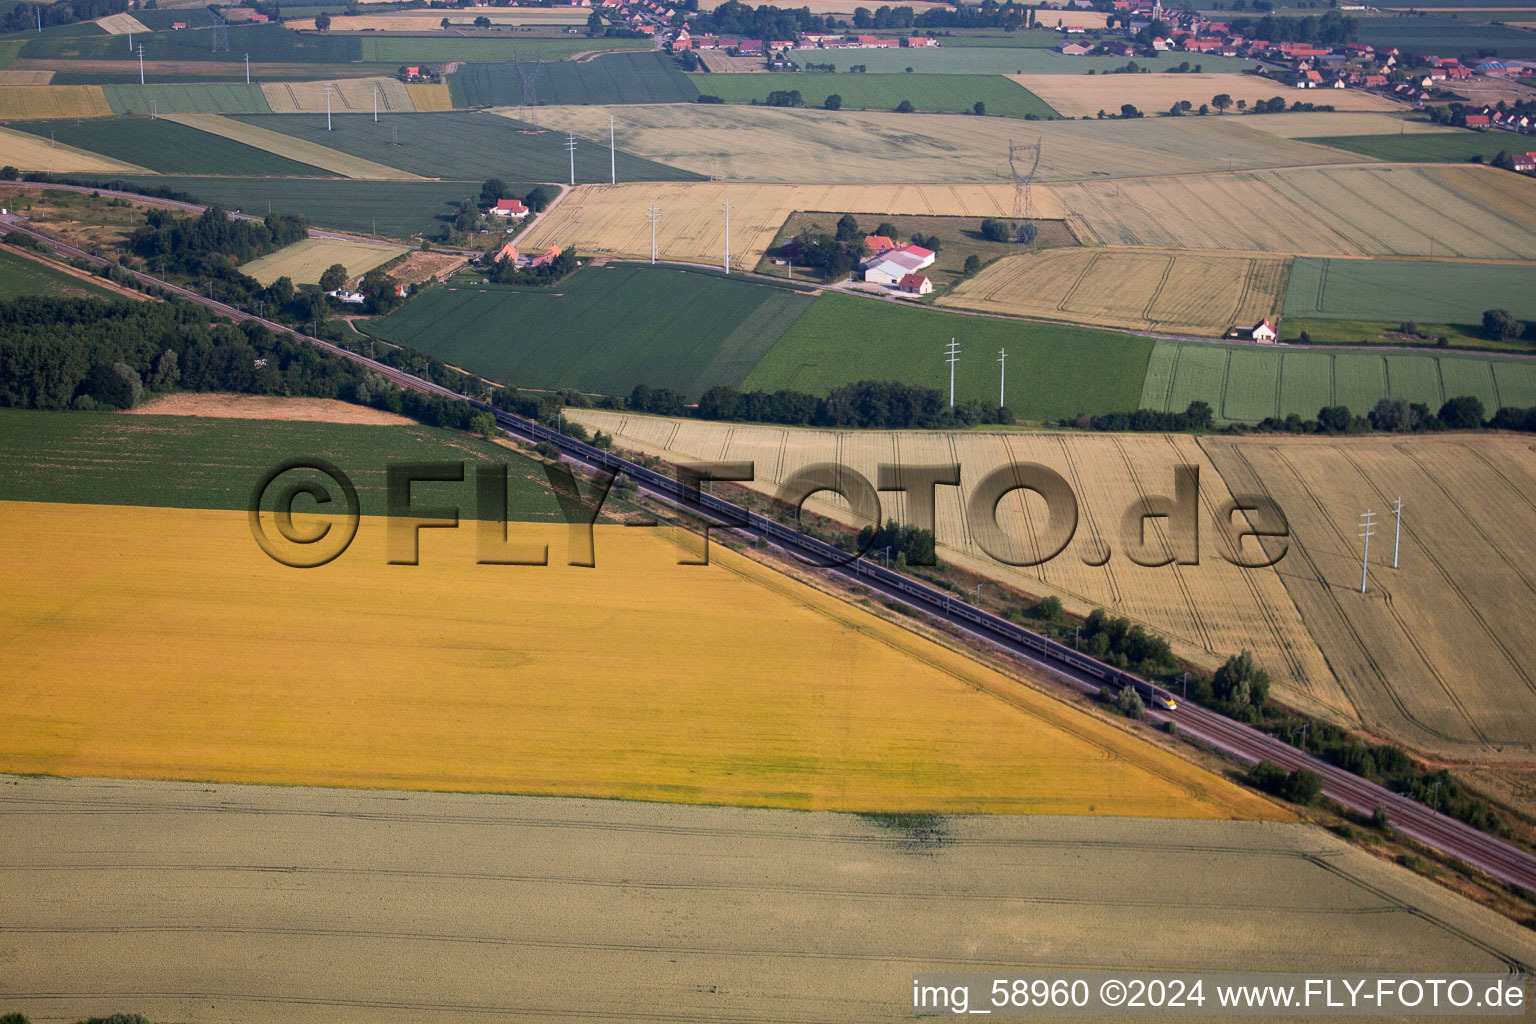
left=721, top=199, right=731, bottom=273
left=1359, top=509, right=1376, bottom=594
left=1007, top=138, right=1042, bottom=250
left=945, top=338, right=960, bottom=408
left=508, top=41, right=544, bottom=127
left=211, top=8, right=230, bottom=52
left=565, top=133, right=577, bottom=185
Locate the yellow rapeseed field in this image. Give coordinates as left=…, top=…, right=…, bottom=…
left=520, top=181, right=1048, bottom=270
left=568, top=412, right=1352, bottom=725
left=0, top=501, right=1280, bottom=818
left=940, top=246, right=1290, bottom=335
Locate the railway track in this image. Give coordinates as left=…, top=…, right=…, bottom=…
left=7, top=214, right=1536, bottom=895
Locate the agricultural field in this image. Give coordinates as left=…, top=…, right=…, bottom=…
left=0, top=500, right=1268, bottom=817
left=1136, top=339, right=1536, bottom=421
left=0, top=70, right=54, bottom=84
left=286, top=7, right=590, bottom=29
left=516, top=103, right=1367, bottom=183
left=403, top=81, right=453, bottom=111
left=13, top=780, right=1536, bottom=1024
left=94, top=12, right=150, bottom=34
left=259, top=76, right=413, bottom=114
left=1351, top=14, right=1536, bottom=59
left=1300, top=130, right=1536, bottom=164
left=517, top=181, right=1051, bottom=270
left=5, top=116, right=335, bottom=176
left=1058, top=164, right=1536, bottom=259
left=0, top=408, right=565, bottom=519
left=366, top=265, right=817, bottom=398
left=0, top=246, right=122, bottom=300
left=102, top=82, right=271, bottom=114
left=19, top=22, right=365, bottom=64
left=1011, top=72, right=1406, bottom=117
left=227, top=110, right=703, bottom=182
left=450, top=52, right=700, bottom=107
left=113, top=175, right=487, bottom=238
left=162, top=113, right=421, bottom=179
left=0, top=123, right=148, bottom=173
left=568, top=412, right=1347, bottom=719
left=356, top=35, right=653, bottom=63
left=686, top=72, right=1059, bottom=119
left=0, top=83, right=111, bottom=118
left=940, top=247, right=1291, bottom=335
left=1236, top=110, right=1456, bottom=137
left=1283, top=257, right=1536, bottom=325
left=1203, top=434, right=1536, bottom=773
left=749, top=44, right=1257, bottom=74
left=754, top=0, right=953, bottom=12
left=743, top=293, right=1154, bottom=419
left=238, top=236, right=408, bottom=286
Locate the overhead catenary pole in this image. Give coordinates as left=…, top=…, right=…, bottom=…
left=945, top=337, right=960, bottom=408
left=722, top=199, right=731, bottom=274
left=1359, top=509, right=1376, bottom=594
left=997, top=347, right=1006, bottom=408
left=1392, top=495, right=1403, bottom=568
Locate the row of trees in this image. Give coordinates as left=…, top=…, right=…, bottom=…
left=690, top=380, right=1015, bottom=429
left=1066, top=396, right=1519, bottom=437
left=1, top=0, right=126, bottom=33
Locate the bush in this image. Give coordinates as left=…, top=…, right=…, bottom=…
left=1117, top=685, right=1146, bottom=721
left=534, top=440, right=562, bottom=460
left=979, top=217, right=1011, bottom=243
left=1033, top=595, right=1062, bottom=621
left=1438, top=394, right=1485, bottom=430
left=1372, top=804, right=1390, bottom=830
left=824, top=93, right=842, bottom=110
left=962, top=254, right=981, bottom=275
left=697, top=94, right=724, bottom=103
left=1482, top=307, right=1522, bottom=342
left=895, top=99, right=915, bottom=113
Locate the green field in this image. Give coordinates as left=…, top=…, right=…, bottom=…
left=450, top=52, right=700, bottom=107
left=365, top=265, right=817, bottom=399
left=1300, top=131, right=1534, bottom=163
left=1138, top=339, right=1536, bottom=422
left=686, top=72, right=1059, bottom=118
left=112, top=176, right=492, bottom=239
left=50, top=67, right=390, bottom=85
left=131, top=8, right=218, bottom=29
left=103, top=83, right=272, bottom=115
left=759, top=46, right=1258, bottom=74
left=358, top=36, right=651, bottom=63
left=743, top=293, right=1155, bottom=419
left=939, top=30, right=1069, bottom=47
left=0, top=248, right=119, bottom=301
left=0, top=408, right=568, bottom=523
left=5, top=117, right=334, bottom=176
left=1284, top=257, right=1536, bottom=325
left=1352, top=15, right=1536, bottom=59
left=226, top=111, right=702, bottom=182
left=20, top=23, right=363, bottom=63
left=0, top=40, right=24, bottom=70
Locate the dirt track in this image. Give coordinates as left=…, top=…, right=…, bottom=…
left=3, top=776, right=1533, bottom=1023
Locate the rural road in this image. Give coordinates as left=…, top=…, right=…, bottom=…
left=6, top=212, right=1536, bottom=893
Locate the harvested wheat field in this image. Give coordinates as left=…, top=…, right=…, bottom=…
left=1012, top=74, right=1405, bottom=118
left=8, top=778, right=1533, bottom=1024
left=520, top=181, right=1046, bottom=270
left=403, top=80, right=453, bottom=111
left=1236, top=111, right=1459, bottom=138
left=1059, top=163, right=1536, bottom=259
left=940, top=246, right=1290, bottom=335
left=0, top=84, right=112, bottom=119
left=95, top=11, right=150, bottom=33
left=259, top=76, right=414, bottom=114
left=0, top=502, right=1277, bottom=817
left=507, top=104, right=1361, bottom=183
left=0, top=124, right=148, bottom=173
left=125, top=393, right=416, bottom=425
left=1202, top=433, right=1536, bottom=773
left=237, top=236, right=408, bottom=285
left=162, top=113, right=420, bottom=179
left=0, top=70, right=54, bottom=85
left=567, top=413, right=1351, bottom=724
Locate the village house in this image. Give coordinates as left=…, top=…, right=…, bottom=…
left=864, top=234, right=896, bottom=255
left=491, top=198, right=529, bottom=219
left=529, top=245, right=564, bottom=269
left=862, top=244, right=936, bottom=286
left=1249, top=318, right=1278, bottom=343
left=898, top=273, right=932, bottom=295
